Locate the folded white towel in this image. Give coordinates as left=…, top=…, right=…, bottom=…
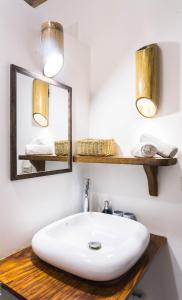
left=31, top=136, right=53, bottom=146
left=131, top=143, right=157, bottom=158
left=140, top=133, right=178, bottom=158
left=25, top=144, right=53, bottom=155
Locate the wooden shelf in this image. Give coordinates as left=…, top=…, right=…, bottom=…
left=19, top=155, right=177, bottom=196
left=0, top=234, right=166, bottom=300
left=73, top=156, right=177, bottom=196
left=19, top=155, right=68, bottom=172
left=73, top=155, right=177, bottom=166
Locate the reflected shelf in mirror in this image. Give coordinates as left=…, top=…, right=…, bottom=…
left=19, top=154, right=69, bottom=172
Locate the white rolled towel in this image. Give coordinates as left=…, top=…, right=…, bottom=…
left=25, top=144, right=53, bottom=155
left=131, top=143, right=158, bottom=158
left=140, top=133, right=178, bottom=158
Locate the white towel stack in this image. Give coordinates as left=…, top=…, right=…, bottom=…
left=25, top=136, right=54, bottom=155
left=131, top=134, right=178, bottom=158
left=140, top=133, right=178, bottom=158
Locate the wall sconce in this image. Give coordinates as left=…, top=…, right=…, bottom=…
left=136, top=44, right=158, bottom=118
left=41, top=21, right=64, bottom=78
left=33, top=79, right=49, bottom=127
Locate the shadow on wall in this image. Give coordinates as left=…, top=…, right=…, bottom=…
left=157, top=163, right=182, bottom=204
left=90, top=37, right=135, bottom=97
left=135, top=244, right=179, bottom=300
left=90, top=164, right=181, bottom=204
left=160, top=244, right=180, bottom=300
left=158, top=42, right=181, bottom=117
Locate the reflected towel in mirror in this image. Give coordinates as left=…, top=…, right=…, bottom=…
left=31, top=136, right=54, bottom=146
left=25, top=144, right=54, bottom=155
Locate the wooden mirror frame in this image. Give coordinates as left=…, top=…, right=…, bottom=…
left=10, top=64, right=72, bottom=180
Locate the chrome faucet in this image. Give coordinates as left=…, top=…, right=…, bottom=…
left=83, top=178, right=90, bottom=212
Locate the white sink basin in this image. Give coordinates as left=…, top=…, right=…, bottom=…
left=32, top=212, right=150, bottom=282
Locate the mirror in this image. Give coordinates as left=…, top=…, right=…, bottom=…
left=10, top=64, right=72, bottom=180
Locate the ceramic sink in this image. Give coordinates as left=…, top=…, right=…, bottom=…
left=32, top=212, right=150, bottom=282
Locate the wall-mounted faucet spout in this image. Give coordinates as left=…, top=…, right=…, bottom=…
left=83, top=178, right=90, bottom=212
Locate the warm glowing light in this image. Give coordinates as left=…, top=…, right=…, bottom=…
left=136, top=98, right=157, bottom=118
left=136, top=44, right=158, bottom=118
left=41, top=21, right=64, bottom=78
left=33, top=113, right=48, bottom=127
left=44, top=53, right=64, bottom=78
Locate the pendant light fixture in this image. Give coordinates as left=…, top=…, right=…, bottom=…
left=41, top=21, right=64, bottom=78
left=33, top=79, right=49, bottom=127
left=136, top=44, right=158, bottom=118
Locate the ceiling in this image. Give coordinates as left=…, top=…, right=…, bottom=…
left=31, top=0, right=128, bottom=45
left=28, top=0, right=181, bottom=47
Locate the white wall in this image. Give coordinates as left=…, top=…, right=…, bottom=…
left=89, top=0, right=182, bottom=299
left=0, top=0, right=182, bottom=299
left=0, top=0, right=90, bottom=258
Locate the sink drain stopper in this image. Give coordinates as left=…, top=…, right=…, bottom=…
left=88, top=241, right=102, bottom=250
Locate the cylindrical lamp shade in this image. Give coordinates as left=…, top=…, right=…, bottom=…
left=136, top=44, right=158, bottom=118
left=33, top=79, right=49, bottom=127
left=41, top=21, right=64, bottom=78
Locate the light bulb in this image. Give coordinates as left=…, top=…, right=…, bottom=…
left=43, top=52, right=64, bottom=78
left=33, top=113, right=48, bottom=127
left=41, top=21, right=64, bottom=78
left=136, top=98, right=157, bottom=118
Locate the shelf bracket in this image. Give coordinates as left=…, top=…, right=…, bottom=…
left=143, top=165, right=158, bottom=196
left=30, top=160, right=45, bottom=172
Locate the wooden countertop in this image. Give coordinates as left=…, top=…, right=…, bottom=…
left=0, top=234, right=166, bottom=300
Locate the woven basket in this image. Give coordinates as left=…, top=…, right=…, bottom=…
left=76, top=139, right=117, bottom=156
left=55, top=140, right=70, bottom=156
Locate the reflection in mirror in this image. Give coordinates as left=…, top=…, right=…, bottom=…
left=33, top=79, right=49, bottom=127
left=10, top=65, right=72, bottom=180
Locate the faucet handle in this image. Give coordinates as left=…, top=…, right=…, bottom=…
left=83, top=178, right=90, bottom=212
left=84, top=178, right=90, bottom=195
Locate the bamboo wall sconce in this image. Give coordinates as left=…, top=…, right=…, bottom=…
left=33, top=79, right=49, bottom=127
left=41, top=21, right=64, bottom=78
left=136, top=44, right=159, bottom=118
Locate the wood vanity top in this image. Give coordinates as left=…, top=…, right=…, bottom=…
left=0, top=234, right=166, bottom=300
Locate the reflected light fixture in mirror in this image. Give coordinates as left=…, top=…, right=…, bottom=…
left=33, top=79, right=49, bottom=127
left=136, top=44, right=158, bottom=118
left=41, top=21, right=64, bottom=78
